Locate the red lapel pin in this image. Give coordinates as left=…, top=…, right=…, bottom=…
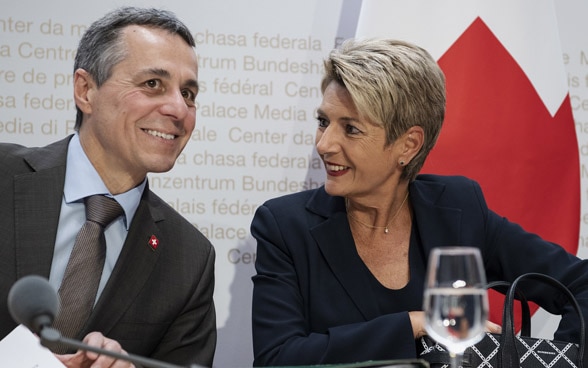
left=148, top=235, right=159, bottom=250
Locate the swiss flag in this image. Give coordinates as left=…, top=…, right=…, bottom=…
left=356, top=0, right=579, bottom=330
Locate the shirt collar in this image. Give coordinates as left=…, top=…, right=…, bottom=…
left=64, top=133, right=146, bottom=230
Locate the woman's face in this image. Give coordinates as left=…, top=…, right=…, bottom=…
left=315, top=81, right=402, bottom=201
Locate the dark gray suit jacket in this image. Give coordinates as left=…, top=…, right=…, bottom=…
left=0, top=136, right=216, bottom=366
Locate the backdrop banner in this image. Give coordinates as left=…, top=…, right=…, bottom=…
left=1, top=0, right=587, bottom=366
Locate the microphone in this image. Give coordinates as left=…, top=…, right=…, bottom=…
left=7, top=274, right=59, bottom=335
left=8, top=275, right=202, bottom=368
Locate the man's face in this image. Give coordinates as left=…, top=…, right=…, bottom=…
left=76, top=25, right=198, bottom=192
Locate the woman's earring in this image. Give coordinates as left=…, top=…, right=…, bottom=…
left=399, top=160, right=405, bottom=166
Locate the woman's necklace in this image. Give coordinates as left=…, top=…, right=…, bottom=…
left=346, top=192, right=409, bottom=234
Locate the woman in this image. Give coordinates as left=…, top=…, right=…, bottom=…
left=250, top=38, right=588, bottom=366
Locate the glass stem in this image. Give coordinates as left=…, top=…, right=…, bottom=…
left=449, top=351, right=463, bottom=368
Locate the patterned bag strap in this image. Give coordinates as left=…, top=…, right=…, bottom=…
left=498, top=273, right=586, bottom=368
left=487, top=280, right=531, bottom=336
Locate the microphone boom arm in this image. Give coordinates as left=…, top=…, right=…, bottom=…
left=39, top=327, right=200, bottom=368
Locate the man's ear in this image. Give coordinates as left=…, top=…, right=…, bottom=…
left=73, top=69, right=96, bottom=115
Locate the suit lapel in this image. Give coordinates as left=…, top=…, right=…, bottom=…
left=14, top=139, right=70, bottom=279
left=86, top=191, right=162, bottom=335
left=410, top=178, right=463, bottom=257
left=307, top=181, right=463, bottom=321
left=308, top=190, right=382, bottom=321
left=311, top=211, right=383, bottom=321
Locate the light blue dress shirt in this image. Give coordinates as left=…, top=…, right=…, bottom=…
left=49, top=134, right=146, bottom=303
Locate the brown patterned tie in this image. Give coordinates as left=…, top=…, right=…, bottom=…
left=51, top=195, right=123, bottom=353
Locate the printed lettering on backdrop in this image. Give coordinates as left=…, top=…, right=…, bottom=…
left=356, top=0, right=583, bottom=336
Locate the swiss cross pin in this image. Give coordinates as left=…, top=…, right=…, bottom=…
left=148, top=235, right=159, bottom=250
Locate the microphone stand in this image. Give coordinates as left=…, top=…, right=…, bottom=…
left=39, top=327, right=202, bottom=368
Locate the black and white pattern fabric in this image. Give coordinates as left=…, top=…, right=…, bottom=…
left=419, top=332, right=580, bottom=368
left=417, top=273, right=586, bottom=368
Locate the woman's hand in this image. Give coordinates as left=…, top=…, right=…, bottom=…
left=409, top=311, right=427, bottom=338
left=485, top=320, right=502, bottom=334
left=409, top=311, right=502, bottom=338
left=55, top=331, right=135, bottom=368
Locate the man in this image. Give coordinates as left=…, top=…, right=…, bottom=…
left=0, top=6, right=216, bottom=367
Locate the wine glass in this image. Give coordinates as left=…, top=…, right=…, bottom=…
left=423, top=247, right=489, bottom=368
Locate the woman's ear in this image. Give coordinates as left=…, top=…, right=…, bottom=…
left=398, top=126, right=424, bottom=166
left=73, top=69, right=96, bottom=115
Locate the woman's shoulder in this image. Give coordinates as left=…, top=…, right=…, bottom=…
left=260, top=185, right=344, bottom=219
left=262, top=186, right=325, bottom=209
left=415, top=173, right=478, bottom=186
left=412, top=174, right=484, bottom=204
left=415, top=174, right=475, bottom=183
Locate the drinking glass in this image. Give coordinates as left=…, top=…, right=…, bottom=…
left=423, top=247, right=489, bottom=368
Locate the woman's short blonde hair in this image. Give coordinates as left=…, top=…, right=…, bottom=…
left=321, top=38, right=446, bottom=181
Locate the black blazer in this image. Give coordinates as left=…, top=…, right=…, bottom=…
left=0, top=136, right=216, bottom=366
left=251, top=174, right=588, bottom=366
